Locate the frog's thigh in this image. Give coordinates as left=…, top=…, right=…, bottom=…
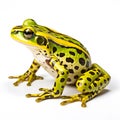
left=76, top=63, right=110, bottom=93
left=75, top=63, right=110, bottom=106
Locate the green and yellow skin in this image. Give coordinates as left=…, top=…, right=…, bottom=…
left=9, top=19, right=111, bottom=107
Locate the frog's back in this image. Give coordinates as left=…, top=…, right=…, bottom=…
left=23, top=19, right=88, bottom=54
left=37, top=25, right=88, bottom=53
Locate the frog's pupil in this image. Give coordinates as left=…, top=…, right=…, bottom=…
left=24, top=29, right=34, bottom=39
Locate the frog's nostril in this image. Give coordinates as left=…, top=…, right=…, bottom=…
left=11, top=29, right=19, bottom=34
left=13, top=30, right=19, bottom=34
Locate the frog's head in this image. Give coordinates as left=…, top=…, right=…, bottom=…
left=11, top=19, right=49, bottom=51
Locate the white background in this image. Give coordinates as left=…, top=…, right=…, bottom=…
left=0, top=0, right=120, bottom=120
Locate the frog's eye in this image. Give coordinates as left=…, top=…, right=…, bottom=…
left=36, top=36, right=47, bottom=45
left=23, top=29, right=34, bottom=39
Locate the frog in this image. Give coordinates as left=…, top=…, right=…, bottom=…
left=9, top=19, right=111, bottom=107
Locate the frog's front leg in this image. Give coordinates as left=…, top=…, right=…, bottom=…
left=9, top=59, right=43, bottom=86
left=61, top=63, right=111, bottom=107
left=26, top=56, right=69, bottom=102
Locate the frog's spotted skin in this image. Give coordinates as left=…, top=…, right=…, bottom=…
left=9, top=19, right=111, bottom=107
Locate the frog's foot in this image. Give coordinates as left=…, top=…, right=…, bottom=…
left=9, top=59, right=41, bottom=86
left=26, top=88, right=60, bottom=102
left=9, top=72, right=43, bottom=86
left=60, top=93, right=94, bottom=107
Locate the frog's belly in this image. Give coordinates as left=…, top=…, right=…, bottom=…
left=27, top=46, right=57, bottom=78
left=35, top=54, right=77, bottom=84
left=34, top=54, right=58, bottom=78
left=28, top=46, right=77, bottom=85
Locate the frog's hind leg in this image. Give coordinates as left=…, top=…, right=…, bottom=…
left=61, top=63, right=111, bottom=107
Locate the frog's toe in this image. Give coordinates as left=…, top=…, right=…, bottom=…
left=13, top=80, right=22, bottom=86
left=9, top=76, right=21, bottom=79
left=35, top=94, right=54, bottom=102
left=26, top=93, right=41, bottom=98
left=39, top=88, right=52, bottom=92
left=60, top=98, right=74, bottom=105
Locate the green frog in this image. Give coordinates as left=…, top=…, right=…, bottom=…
left=9, top=19, right=111, bottom=107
